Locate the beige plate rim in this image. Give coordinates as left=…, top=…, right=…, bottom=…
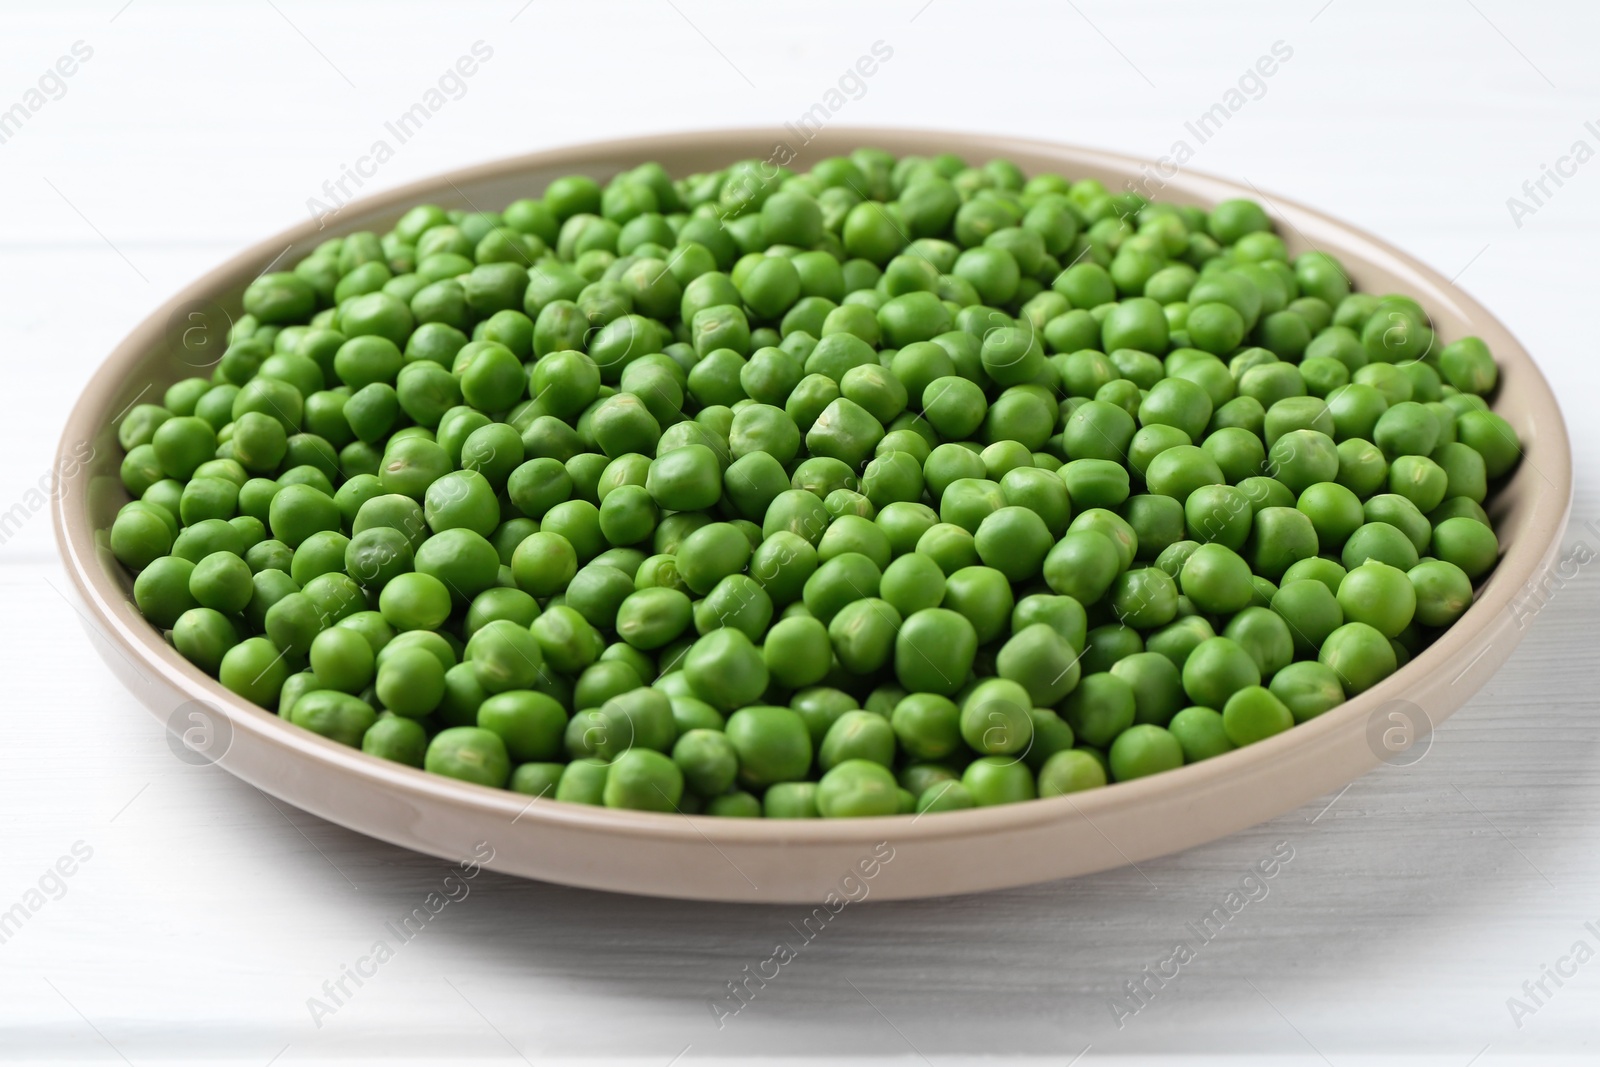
left=52, top=127, right=1573, bottom=889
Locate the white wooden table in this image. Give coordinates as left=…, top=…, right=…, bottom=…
left=2, top=2, right=1597, bottom=1063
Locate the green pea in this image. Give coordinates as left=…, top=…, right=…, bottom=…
left=1438, top=336, right=1498, bottom=395
left=1267, top=429, right=1340, bottom=494
left=128, top=555, right=199, bottom=632
left=461, top=619, right=542, bottom=693
left=754, top=615, right=826, bottom=690
left=1108, top=724, right=1184, bottom=781
left=962, top=756, right=1037, bottom=806
left=1295, top=481, right=1362, bottom=550
left=999, top=622, right=1084, bottom=708
left=1101, top=650, right=1180, bottom=727
left=546, top=673, right=629, bottom=738
left=1430, top=442, right=1487, bottom=505
left=1373, top=400, right=1439, bottom=458
left=683, top=629, right=769, bottom=712
left=1266, top=578, right=1341, bottom=657
left=666, top=728, right=736, bottom=797
left=1145, top=444, right=1224, bottom=501
left=806, top=397, right=884, bottom=469
left=550, top=757, right=608, bottom=805
left=1337, top=562, right=1416, bottom=638
left=1246, top=506, right=1318, bottom=580
left=172, top=607, right=239, bottom=675
left=879, top=552, right=947, bottom=618
left=1101, top=297, right=1168, bottom=354
left=676, top=521, right=753, bottom=595
left=414, top=528, right=500, bottom=603
left=1318, top=621, right=1396, bottom=694
left=307, top=625, right=375, bottom=694
left=1109, top=566, right=1179, bottom=631
left=817, top=514, right=892, bottom=569
left=723, top=704, right=811, bottom=788
left=741, top=527, right=815, bottom=606
left=1432, top=515, right=1499, bottom=579
left=918, top=375, right=985, bottom=441
left=1267, top=661, right=1345, bottom=723
left=1221, top=686, right=1294, bottom=746
left=1061, top=399, right=1136, bottom=464
left=1211, top=395, right=1267, bottom=440
left=290, top=690, right=378, bottom=747
left=1187, top=302, right=1245, bottom=354
left=373, top=644, right=445, bottom=718
left=939, top=565, right=1013, bottom=645
left=870, top=690, right=960, bottom=764
left=610, top=587, right=689, bottom=651
left=564, top=563, right=637, bottom=630
left=1181, top=636, right=1260, bottom=709
left=1182, top=484, right=1249, bottom=551
left=215, top=636, right=290, bottom=707
left=908, top=781, right=970, bottom=814
left=978, top=324, right=1044, bottom=387
left=815, top=759, right=899, bottom=817
left=1280, top=556, right=1345, bottom=595
left=1220, top=606, right=1293, bottom=677
left=755, top=781, right=815, bottom=818
left=646, top=444, right=722, bottom=512
left=541, top=499, right=604, bottom=562
left=1180, top=543, right=1254, bottom=615
left=464, top=588, right=538, bottom=640
left=1038, top=532, right=1117, bottom=609
left=1342, top=521, right=1420, bottom=572
left=695, top=574, right=773, bottom=642
left=1408, top=559, right=1473, bottom=627
left=1036, top=749, right=1108, bottom=796
left=1060, top=672, right=1135, bottom=748
left=473, top=690, right=565, bottom=763
left=523, top=607, right=596, bottom=676
left=244, top=271, right=317, bottom=323
left=1364, top=494, right=1432, bottom=555
left=1164, top=706, right=1232, bottom=762
left=359, top=714, right=427, bottom=767
left=907, top=521, right=972, bottom=576
left=183, top=549, right=250, bottom=615
left=1140, top=377, right=1214, bottom=442
left=424, top=726, right=510, bottom=787
left=827, top=598, right=902, bottom=676
left=973, top=506, right=1054, bottom=583
left=504, top=532, right=571, bottom=599
left=501, top=761, right=564, bottom=801
left=1197, top=427, right=1262, bottom=485
left=811, top=710, right=891, bottom=772
left=1386, top=454, right=1448, bottom=513
left=795, top=551, right=875, bottom=625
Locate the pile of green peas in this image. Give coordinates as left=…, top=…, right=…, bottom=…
left=106, top=148, right=1520, bottom=818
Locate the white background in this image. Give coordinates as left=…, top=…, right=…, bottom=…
left=2, top=1, right=1598, bottom=1064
